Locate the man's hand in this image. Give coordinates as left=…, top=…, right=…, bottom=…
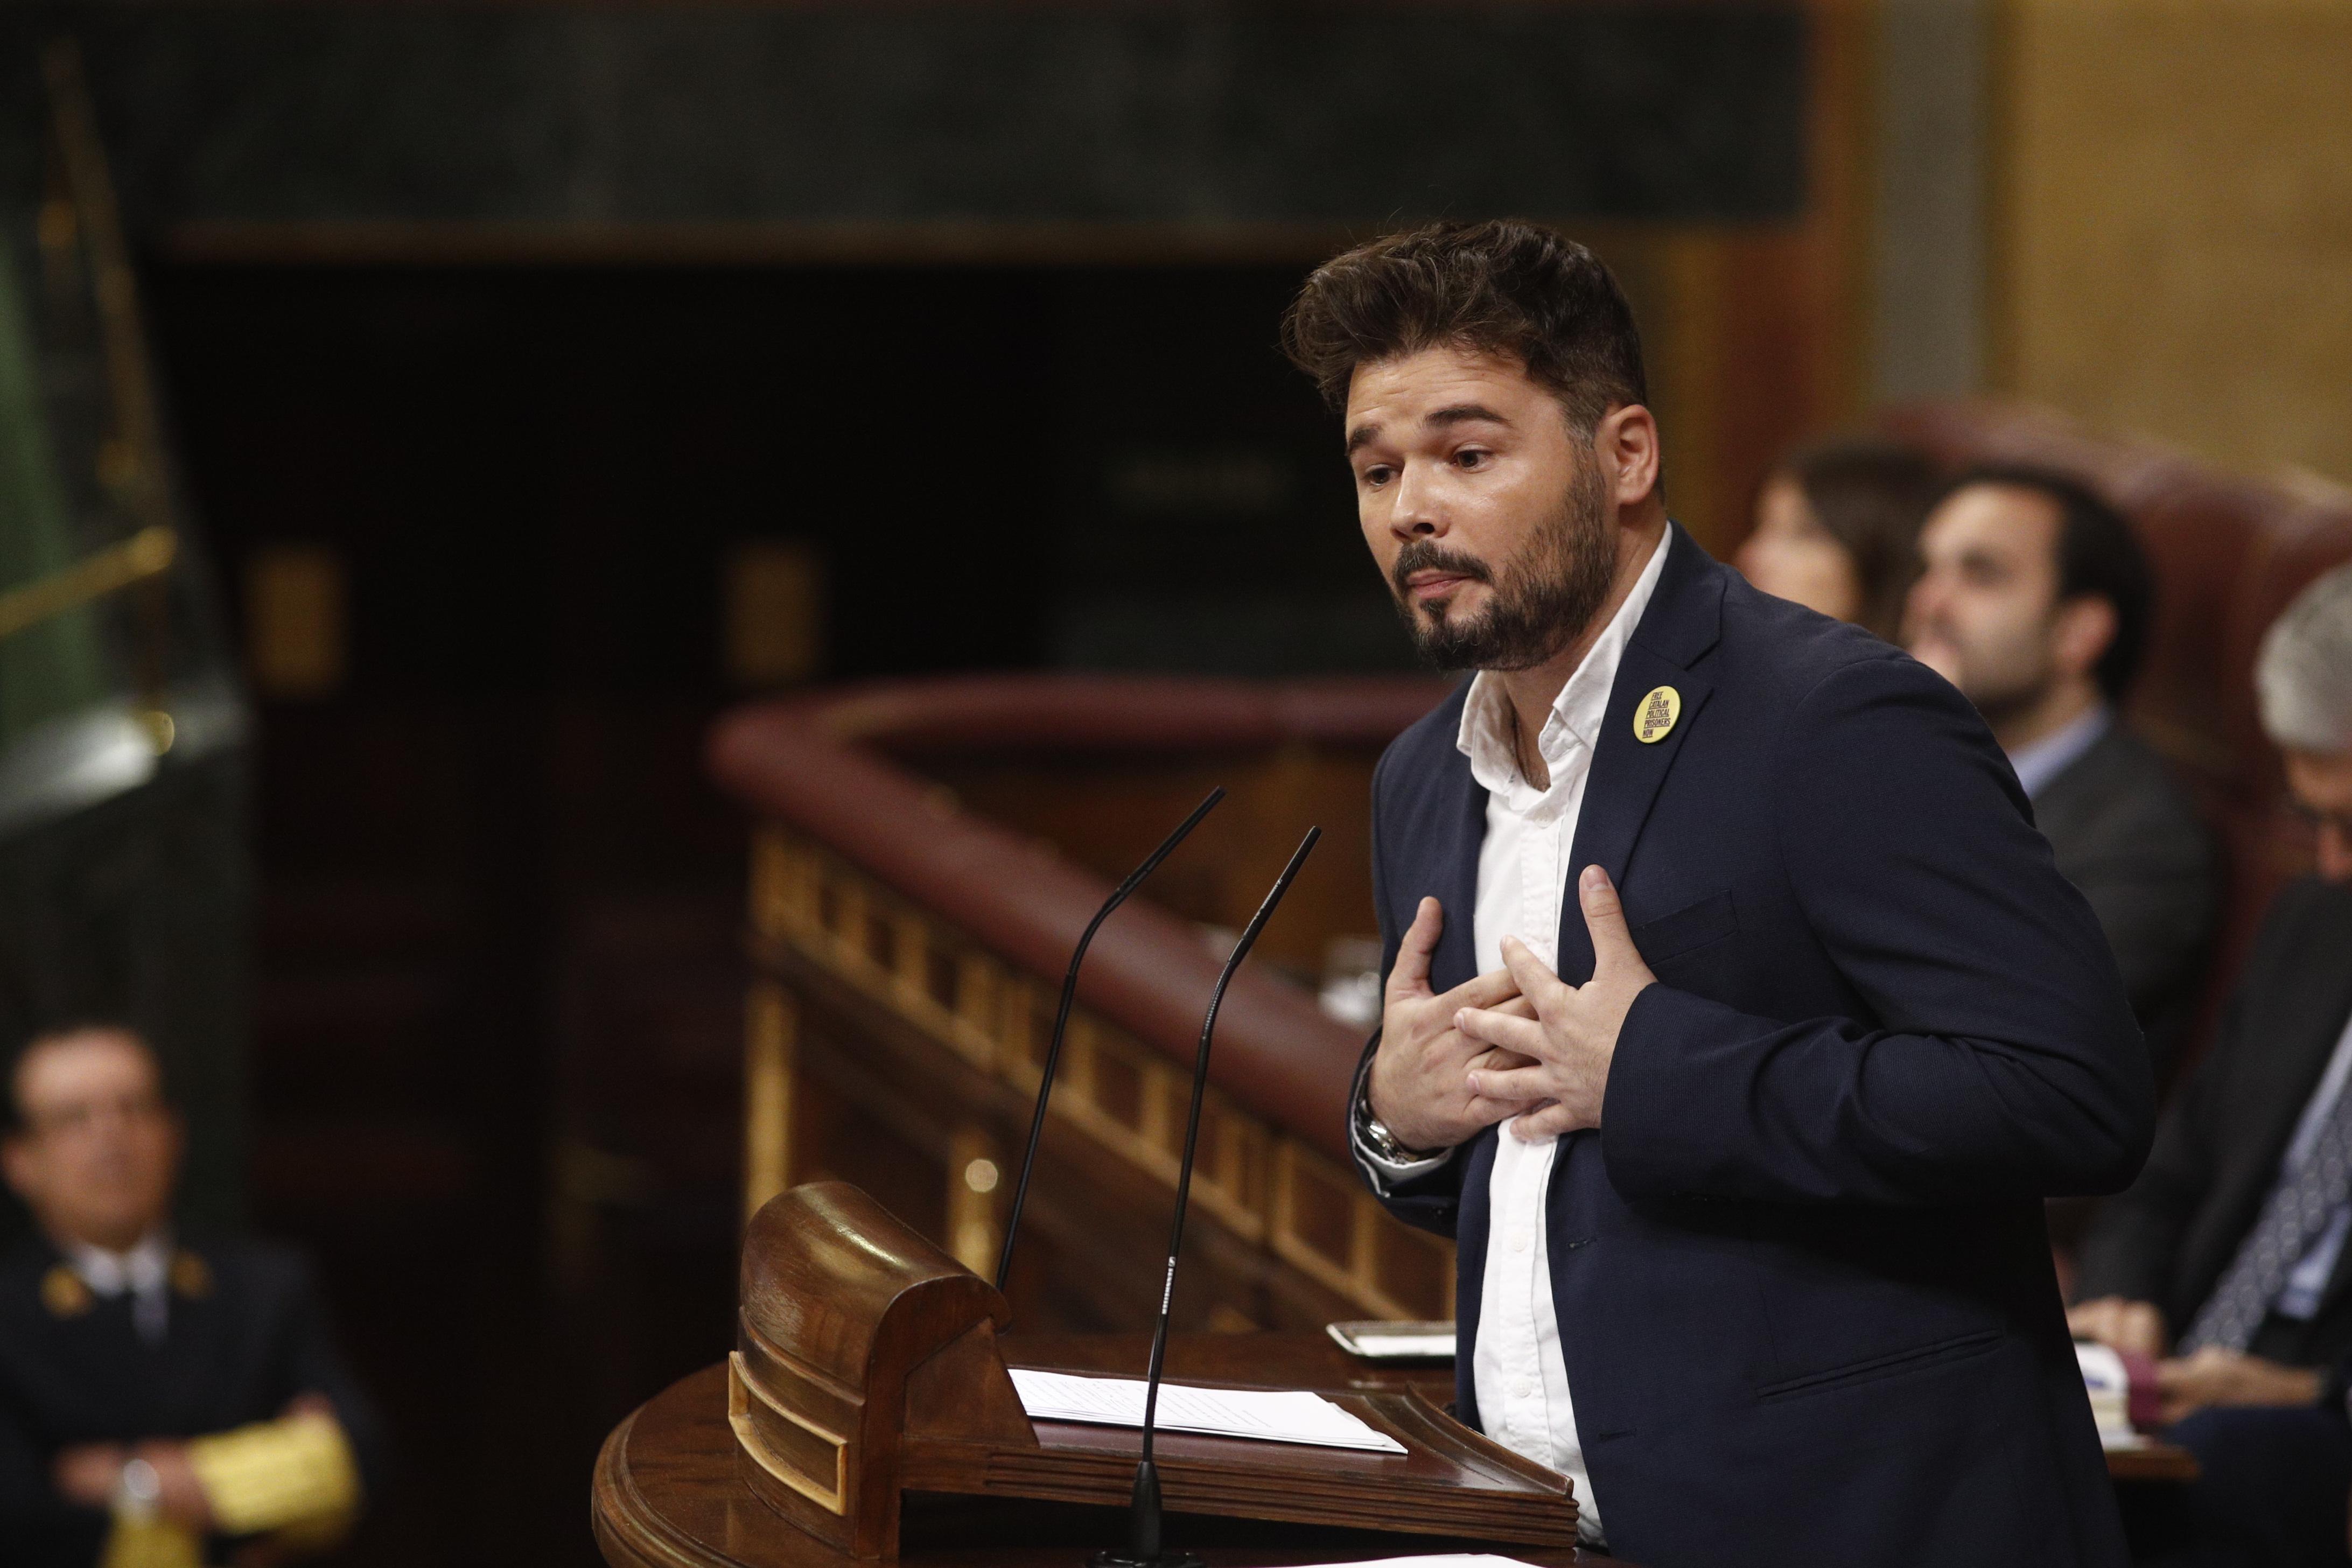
left=1454, top=867, right=1657, bottom=1139
left=1367, top=897, right=1542, bottom=1151
left=2155, top=1346, right=2323, bottom=1425
left=53, top=1443, right=128, bottom=1508
left=2067, top=1297, right=2167, bottom=1359
left=135, top=1441, right=215, bottom=1531
left=52, top=1439, right=213, bottom=1530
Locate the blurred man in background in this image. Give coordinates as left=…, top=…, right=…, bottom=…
left=1906, top=467, right=2219, bottom=1074
left=0, top=1023, right=381, bottom=1567
left=1737, top=435, right=1938, bottom=643
left=2071, top=560, right=2352, bottom=1567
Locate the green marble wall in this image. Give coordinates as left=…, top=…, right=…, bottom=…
left=0, top=3, right=1805, bottom=231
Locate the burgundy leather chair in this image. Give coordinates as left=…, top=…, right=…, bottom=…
left=1880, top=401, right=2352, bottom=1080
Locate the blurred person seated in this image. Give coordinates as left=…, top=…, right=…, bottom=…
left=2072, top=562, right=2352, bottom=1567
left=1735, top=434, right=1937, bottom=641
left=0, top=1023, right=383, bottom=1568
left=1906, top=465, right=2220, bottom=1073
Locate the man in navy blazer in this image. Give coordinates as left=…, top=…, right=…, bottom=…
left=1282, top=221, right=2153, bottom=1566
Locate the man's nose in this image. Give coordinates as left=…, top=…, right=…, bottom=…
left=1389, top=461, right=1445, bottom=538
left=1902, top=573, right=1948, bottom=641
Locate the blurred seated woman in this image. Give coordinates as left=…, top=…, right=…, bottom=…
left=1736, top=436, right=1938, bottom=641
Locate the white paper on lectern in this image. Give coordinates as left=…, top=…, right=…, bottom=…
left=1009, top=1369, right=1408, bottom=1454
left=1261, top=1556, right=1546, bottom=1568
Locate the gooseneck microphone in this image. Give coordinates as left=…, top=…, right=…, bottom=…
left=1093, top=825, right=1321, bottom=1568
left=993, top=787, right=1226, bottom=1296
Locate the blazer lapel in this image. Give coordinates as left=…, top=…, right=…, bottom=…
left=1427, top=748, right=1489, bottom=994
left=1559, top=525, right=1725, bottom=984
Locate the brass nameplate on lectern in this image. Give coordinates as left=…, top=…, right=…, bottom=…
left=728, top=1182, right=1577, bottom=1560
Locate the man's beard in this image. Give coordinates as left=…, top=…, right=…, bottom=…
left=1390, top=459, right=1617, bottom=673
left=1912, top=615, right=2057, bottom=729
left=1955, top=662, right=2060, bottom=731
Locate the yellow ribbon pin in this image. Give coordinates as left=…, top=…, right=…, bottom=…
left=1634, top=685, right=1681, bottom=744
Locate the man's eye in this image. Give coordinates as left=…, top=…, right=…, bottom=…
left=1360, top=466, right=1393, bottom=487
left=1454, top=449, right=1490, bottom=469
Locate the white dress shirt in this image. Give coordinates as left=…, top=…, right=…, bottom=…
left=1359, top=528, right=1670, bottom=1549
left=66, top=1229, right=173, bottom=1343
left=2005, top=703, right=2112, bottom=801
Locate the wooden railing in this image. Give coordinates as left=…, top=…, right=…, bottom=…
left=712, top=676, right=1458, bottom=1332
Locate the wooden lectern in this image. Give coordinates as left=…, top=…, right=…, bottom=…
left=724, top=1182, right=1577, bottom=1560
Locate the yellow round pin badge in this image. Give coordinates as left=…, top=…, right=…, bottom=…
left=1634, top=685, right=1681, bottom=744
left=170, top=1250, right=213, bottom=1299
left=40, top=1264, right=92, bottom=1319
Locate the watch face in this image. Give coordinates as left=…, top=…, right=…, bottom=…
left=120, top=1456, right=162, bottom=1507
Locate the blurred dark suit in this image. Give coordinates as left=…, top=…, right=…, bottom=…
left=0, top=1234, right=385, bottom=1567
left=2157, top=1392, right=2352, bottom=1568
left=2032, top=723, right=2219, bottom=1078
left=2076, top=878, right=2352, bottom=1368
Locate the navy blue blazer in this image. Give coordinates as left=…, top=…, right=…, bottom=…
left=1359, top=524, right=2153, bottom=1568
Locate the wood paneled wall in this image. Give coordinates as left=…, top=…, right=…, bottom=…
left=1992, top=0, right=2352, bottom=487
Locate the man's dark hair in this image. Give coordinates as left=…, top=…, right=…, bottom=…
left=1943, top=464, right=2154, bottom=702
left=1777, top=436, right=1940, bottom=642
left=1280, top=220, right=1648, bottom=433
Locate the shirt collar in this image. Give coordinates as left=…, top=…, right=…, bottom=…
left=65, top=1230, right=171, bottom=1298
left=1455, top=527, right=1674, bottom=801
left=2007, top=703, right=2114, bottom=800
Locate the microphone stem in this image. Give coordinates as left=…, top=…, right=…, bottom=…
left=1137, top=826, right=1320, bottom=1464
left=996, top=786, right=1224, bottom=1295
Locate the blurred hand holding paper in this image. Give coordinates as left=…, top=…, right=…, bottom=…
left=1009, top=1369, right=1407, bottom=1453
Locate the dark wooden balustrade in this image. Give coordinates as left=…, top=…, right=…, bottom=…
left=708, top=674, right=1457, bottom=1334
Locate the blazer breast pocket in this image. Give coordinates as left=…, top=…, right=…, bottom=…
left=1631, top=888, right=1738, bottom=967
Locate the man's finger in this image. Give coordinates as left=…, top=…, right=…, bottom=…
left=1456, top=1007, right=1548, bottom=1058
left=1497, top=937, right=1570, bottom=1011
left=1387, top=897, right=1443, bottom=1002
left=1441, top=965, right=1523, bottom=1012
left=1463, top=1093, right=1539, bottom=1128
left=1512, top=1101, right=1579, bottom=1140
left=1578, top=867, right=1644, bottom=976
left=1464, top=1062, right=1550, bottom=1102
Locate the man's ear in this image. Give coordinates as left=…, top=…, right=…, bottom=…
left=1593, top=404, right=1662, bottom=513
left=2052, top=594, right=2119, bottom=683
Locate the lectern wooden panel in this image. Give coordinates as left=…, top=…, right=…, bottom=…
left=726, top=1182, right=1578, bottom=1560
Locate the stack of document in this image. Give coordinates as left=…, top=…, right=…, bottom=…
left=1010, top=1369, right=1406, bottom=1454
left=2074, top=1341, right=2149, bottom=1451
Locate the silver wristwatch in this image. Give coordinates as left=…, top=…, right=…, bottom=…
left=1354, top=1079, right=1442, bottom=1164
left=115, top=1456, right=162, bottom=1520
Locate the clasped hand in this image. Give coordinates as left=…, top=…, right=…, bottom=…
left=2068, top=1298, right=2326, bottom=1423
left=1366, top=866, right=1656, bottom=1150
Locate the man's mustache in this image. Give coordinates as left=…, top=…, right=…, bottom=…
left=1391, top=542, right=1494, bottom=600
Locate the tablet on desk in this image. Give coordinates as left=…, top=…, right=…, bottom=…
left=1327, top=1320, right=1457, bottom=1360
